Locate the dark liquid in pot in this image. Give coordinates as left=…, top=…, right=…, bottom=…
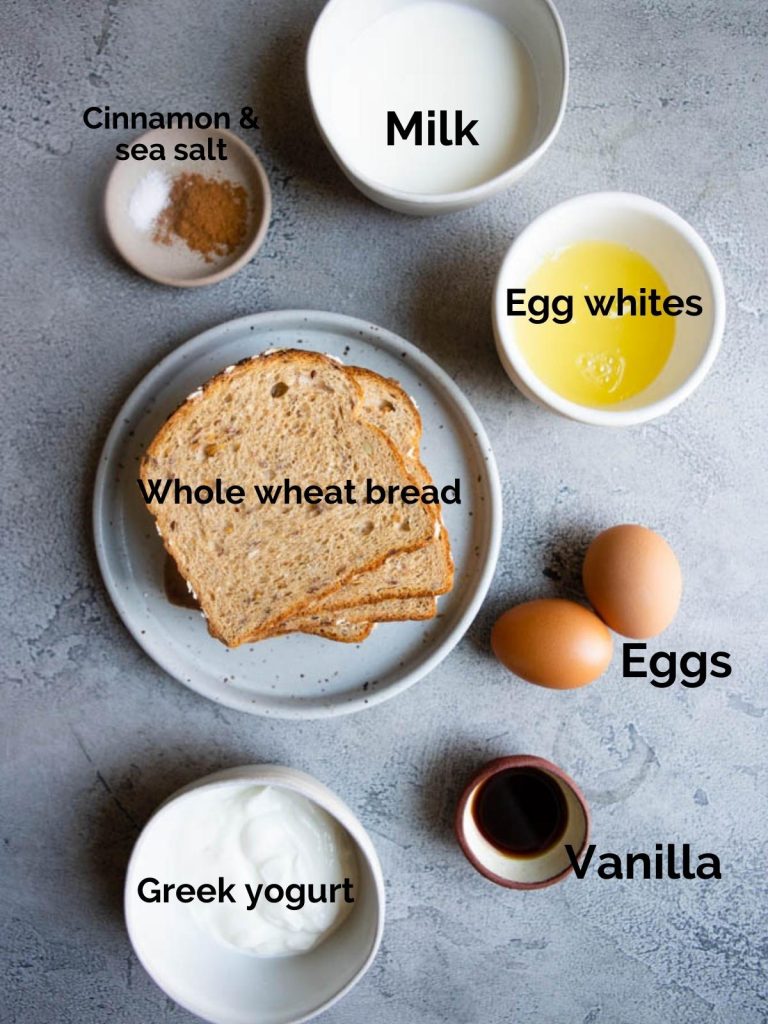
left=472, top=767, right=568, bottom=857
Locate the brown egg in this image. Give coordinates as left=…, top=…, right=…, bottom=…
left=583, top=524, right=682, bottom=638
left=491, top=599, right=613, bottom=689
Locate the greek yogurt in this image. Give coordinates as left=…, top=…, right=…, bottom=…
left=175, top=783, right=358, bottom=957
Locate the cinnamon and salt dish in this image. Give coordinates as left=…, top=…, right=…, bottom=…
left=104, top=127, right=271, bottom=286
left=455, top=755, right=591, bottom=889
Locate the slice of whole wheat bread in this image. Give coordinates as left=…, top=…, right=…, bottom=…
left=289, top=595, right=437, bottom=633
left=140, top=351, right=434, bottom=647
left=284, top=366, right=452, bottom=638
left=282, top=368, right=453, bottom=634
left=298, top=620, right=373, bottom=642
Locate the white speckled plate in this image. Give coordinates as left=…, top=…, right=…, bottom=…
left=93, top=311, right=501, bottom=718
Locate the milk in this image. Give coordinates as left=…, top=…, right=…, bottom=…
left=326, top=1, right=538, bottom=195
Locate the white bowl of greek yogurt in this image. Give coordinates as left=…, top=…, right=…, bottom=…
left=124, top=765, right=385, bottom=1024
left=307, top=0, right=568, bottom=214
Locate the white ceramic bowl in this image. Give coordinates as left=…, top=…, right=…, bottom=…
left=307, top=0, right=568, bottom=215
left=493, top=192, right=726, bottom=425
left=125, top=766, right=385, bottom=1024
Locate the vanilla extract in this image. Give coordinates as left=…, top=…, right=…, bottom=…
left=472, top=767, right=568, bottom=857
left=566, top=842, right=721, bottom=880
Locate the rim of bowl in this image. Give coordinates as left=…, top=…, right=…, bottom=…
left=123, top=765, right=386, bottom=1024
left=492, top=191, right=726, bottom=426
left=306, top=0, right=569, bottom=208
left=454, top=755, right=592, bottom=890
left=104, top=127, right=272, bottom=288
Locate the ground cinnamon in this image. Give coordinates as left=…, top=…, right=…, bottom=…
left=155, top=172, right=249, bottom=262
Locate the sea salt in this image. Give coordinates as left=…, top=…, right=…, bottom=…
left=128, top=170, right=170, bottom=231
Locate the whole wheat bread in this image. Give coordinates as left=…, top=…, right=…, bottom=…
left=280, top=368, right=452, bottom=636
left=141, top=351, right=434, bottom=647
left=287, top=595, right=437, bottom=633
left=299, top=620, right=373, bottom=642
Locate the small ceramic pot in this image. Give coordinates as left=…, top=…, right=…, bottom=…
left=455, top=755, right=591, bottom=889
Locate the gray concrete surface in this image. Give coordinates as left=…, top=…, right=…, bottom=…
left=2, top=1, right=767, bottom=1021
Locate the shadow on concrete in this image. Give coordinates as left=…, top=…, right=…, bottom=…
left=252, top=24, right=370, bottom=214
left=85, top=748, right=262, bottom=921
left=464, top=520, right=596, bottom=657
left=418, top=734, right=524, bottom=847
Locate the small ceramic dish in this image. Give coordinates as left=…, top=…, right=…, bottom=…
left=493, top=192, right=726, bottom=425
left=455, top=755, right=590, bottom=889
left=125, top=765, right=385, bottom=1024
left=104, top=127, right=271, bottom=287
left=307, top=0, right=568, bottom=215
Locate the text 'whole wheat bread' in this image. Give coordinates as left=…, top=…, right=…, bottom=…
left=140, top=351, right=434, bottom=646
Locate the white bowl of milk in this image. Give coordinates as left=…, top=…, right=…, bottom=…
left=307, top=0, right=568, bottom=214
